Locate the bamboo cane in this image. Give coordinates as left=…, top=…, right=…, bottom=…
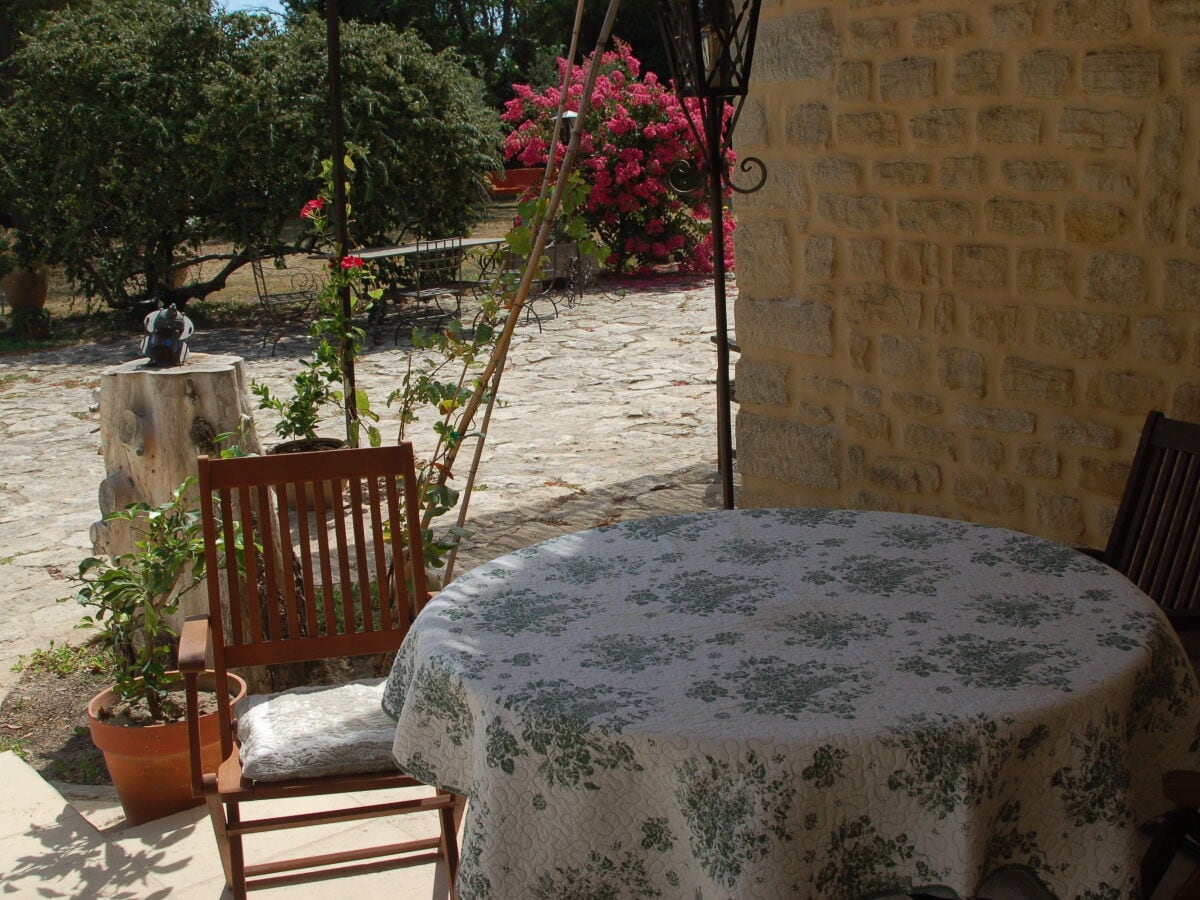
left=438, top=0, right=625, bottom=582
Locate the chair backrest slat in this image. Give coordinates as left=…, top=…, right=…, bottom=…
left=237, top=485, right=261, bottom=643
left=254, top=484, right=285, bottom=640
left=309, top=480, right=337, bottom=635
left=368, top=477, right=394, bottom=631
left=393, top=468, right=417, bottom=628
left=293, top=482, right=320, bottom=633
left=1180, top=525, right=1200, bottom=611
left=1103, top=411, right=1200, bottom=624
left=1147, top=452, right=1199, bottom=605
left=330, top=485, right=356, bottom=634
left=196, top=445, right=429, bottom=670
left=1129, top=446, right=1178, bottom=591
left=271, top=484, right=303, bottom=639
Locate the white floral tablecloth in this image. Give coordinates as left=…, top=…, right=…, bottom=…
left=382, top=509, right=1200, bottom=899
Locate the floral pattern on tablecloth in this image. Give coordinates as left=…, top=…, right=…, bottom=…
left=382, top=510, right=1200, bottom=899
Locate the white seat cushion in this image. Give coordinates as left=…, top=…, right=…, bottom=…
left=236, top=678, right=399, bottom=782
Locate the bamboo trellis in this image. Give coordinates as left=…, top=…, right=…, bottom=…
left=438, top=0, right=624, bottom=582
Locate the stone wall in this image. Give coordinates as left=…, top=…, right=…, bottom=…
left=732, top=0, right=1200, bottom=545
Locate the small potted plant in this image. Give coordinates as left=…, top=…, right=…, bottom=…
left=75, top=477, right=246, bottom=825
left=252, top=345, right=350, bottom=455
left=253, top=159, right=382, bottom=455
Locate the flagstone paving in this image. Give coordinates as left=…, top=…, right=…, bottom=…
left=0, top=276, right=729, bottom=701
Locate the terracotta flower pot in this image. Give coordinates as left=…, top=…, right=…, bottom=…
left=87, top=671, right=247, bottom=826
left=268, top=437, right=347, bottom=455
left=1, top=263, right=49, bottom=312
left=487, top=166, right=545, bottom=199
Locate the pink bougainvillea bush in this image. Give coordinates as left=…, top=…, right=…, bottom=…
left=501, top=41, right=735, bottom=275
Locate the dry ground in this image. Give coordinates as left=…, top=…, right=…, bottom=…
left=0, top=644, right=113, bottom=784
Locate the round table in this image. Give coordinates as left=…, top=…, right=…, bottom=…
left=382, top=509, right=1200, bottom=899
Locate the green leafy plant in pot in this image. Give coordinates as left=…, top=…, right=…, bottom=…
left=253, top=154, right=382, bottom=455
left=74, top=477, right=247, bottom=825
left=251, top=341, right=351, bottom=454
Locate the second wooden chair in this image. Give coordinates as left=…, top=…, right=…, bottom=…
left=182, top=443, right=458, bottom=899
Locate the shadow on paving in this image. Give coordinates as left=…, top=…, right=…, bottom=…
left=449, top=461, right=726, bottom=577
left=0, top=805, right=180, bottom=899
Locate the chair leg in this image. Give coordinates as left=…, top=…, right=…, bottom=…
left=202, top=781, right=236, bottom=891
left=451, top=791, right=467, bottom=835
left=1144, top=807, right=1200, bottom=899
left=438, top=791, right=461, bottom=899
left=226, top=799, right=248, bottom=900
left=1176, top=867, right=1200, bottom=900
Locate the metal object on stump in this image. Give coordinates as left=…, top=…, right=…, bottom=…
left=140, top=303, right=194, bottom=367
left=654, top=0, right=766, bottom=510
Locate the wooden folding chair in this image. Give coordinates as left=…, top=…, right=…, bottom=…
left=1092, top=411, right=1200, bottom=630
left=182, top=444, right=458, bottom=899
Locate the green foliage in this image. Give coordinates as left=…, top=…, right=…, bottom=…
left=0, top=737, right=27, bottom=761
left=210, top=14, right=502, bottom=247
left=0, top=0, right=501, bottom=309
left=71, top=479, right=208, bottom=722
left=0, top=0, right=244, bottom=308
left=253, top=154, right=383, bottom=447
left=52, top=749, right=107, bottom=784
left=505, top=174, right=601, bottom=263
left=253, top=349, right=340, bottom=443
left=6, top=307, right=50, bottom=338
left=0, top=230, right=14, bottom=279
left=387, top=313, right=499, bottom=571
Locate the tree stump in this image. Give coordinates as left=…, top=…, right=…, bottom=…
left=91, top=353, right=263, bottom=624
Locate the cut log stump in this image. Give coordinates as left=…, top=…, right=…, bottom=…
left=91, top=353, right=263, bottom=622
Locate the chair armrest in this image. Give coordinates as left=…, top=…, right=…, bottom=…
left=179, top=614, right=212, bottom=674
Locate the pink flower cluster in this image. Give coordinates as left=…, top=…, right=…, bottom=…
left=501, top=41, right=736, bottom=274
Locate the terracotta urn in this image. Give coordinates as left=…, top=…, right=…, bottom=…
left=2, top=263, right=49, bottom=312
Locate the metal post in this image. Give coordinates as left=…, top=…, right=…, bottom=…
left=655, top=0, right=766, bottom=511
left=705, top=100, right=735, bottom=510
left=326, top=0, right=358, bottom=444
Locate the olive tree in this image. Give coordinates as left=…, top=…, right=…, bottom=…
left=0, top=0, right=500, bottom=309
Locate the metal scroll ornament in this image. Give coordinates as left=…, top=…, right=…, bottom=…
left=666, top=155, right=767, bottom=198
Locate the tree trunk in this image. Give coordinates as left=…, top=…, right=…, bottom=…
left=92, top=353, right=263, bottom=628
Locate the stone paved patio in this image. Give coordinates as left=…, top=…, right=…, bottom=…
left=0, top=275, right=728, bottom=701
